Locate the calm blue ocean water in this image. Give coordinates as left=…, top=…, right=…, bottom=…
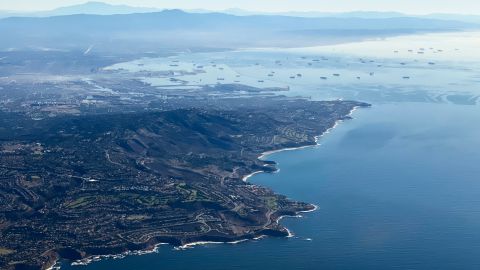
left=62, top=32, right=480, bottom=270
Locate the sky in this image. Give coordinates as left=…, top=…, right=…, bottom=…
left=0, top=0, right=480, bottom=15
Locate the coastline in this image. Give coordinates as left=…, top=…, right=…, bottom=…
left=175, top=238, right=249, bottom=250
left=46, top=262, right=60, bottom=270
left=276, top=204, right=320, bottom=238
left=60, top=231, right=277, bottom=268
left=242, top=171, right=264, bottom=182
left=51, top=202, right=318, bottom=269
left=52, top=105, right=360, bottom=270
left=55, top=205, right=320, bottom=269
left=52, top=243, right=171, bottom=269
left=244, top=106, right=359, bottom=183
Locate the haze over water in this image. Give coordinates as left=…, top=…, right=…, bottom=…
left=63, top=31, right=480, bottom=269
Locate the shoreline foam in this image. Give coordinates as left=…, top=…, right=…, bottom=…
left=46, top=261, right=61, bottom=270
left=68, top=243, right=169, bottom=267
left=175, top=238, right=250, bottom=250
left=242, top=171, right=264, bottom=181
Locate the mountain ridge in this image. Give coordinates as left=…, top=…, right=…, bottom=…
left=1, top=1, right=480, bottom=24
left=0, top=8, right=478, bottom=53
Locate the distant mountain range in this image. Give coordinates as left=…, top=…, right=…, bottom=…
left=0, top=6, right=479, bottom=54
left=0, top=1, right=160, bottom=18
left=1, top=1, right=480, bottom=24
left=189, top=9, right=407, bottom=19
left=191, top=9, right=480, bottom=23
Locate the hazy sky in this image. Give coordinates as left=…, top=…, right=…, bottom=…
left=1, top=0, right=480, bottom=14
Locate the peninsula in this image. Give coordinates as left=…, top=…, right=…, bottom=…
left=0, top=46, right=370, bottom=270
left=0, top=86, right=368, bottom=269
